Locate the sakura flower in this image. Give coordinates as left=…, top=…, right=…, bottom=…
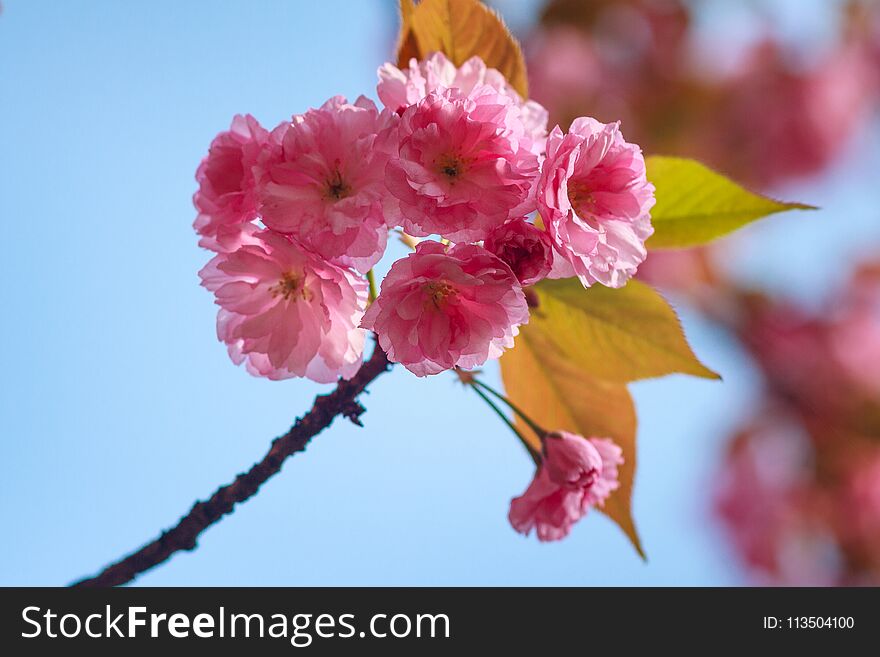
left=538, top=117, right=655, bottom=288
left=193, top=114, right=268, bottom=252
left=483, top=218, right=553, bottom=286
left=509, top=433, right=623, bottom=541
left=507, top=468, right=584, bottom=542
left=361, top=241, right=528, bottom=377
left=257, top=96, right=398, bottom=273
left=199, top=230, right=367, bottom=383
left=386, top=87, right=539, bottom=243
left=377, top=52, right=548, bottom=156
left=545, top=433, right=622, bottom=505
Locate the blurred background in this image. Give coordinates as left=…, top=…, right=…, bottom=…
left=1, top=0, right=878, bottom=586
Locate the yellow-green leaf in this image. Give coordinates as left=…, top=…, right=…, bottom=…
left=396, top=0, right=529, bottom=98
left=646, top=156, right=816, bottom=249
left=500, top=327, right=644, bottom=558
left=527, top=278, right=719, bottom=382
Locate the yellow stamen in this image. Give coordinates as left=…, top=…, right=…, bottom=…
left=423, top=280, right=456, bottom=310
left=269, top=271, right=312, bottom=302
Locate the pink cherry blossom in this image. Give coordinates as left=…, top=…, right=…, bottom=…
left=386, top=87, right=539, bottom=243
left=483, top=218, right=553, bottom=286
left=508, top=468, right=584, bottom=541
left=831, top=286, right=880, bottom=395
left=377, top=52, right=548, bottom=156
left=584, top=437, right=624, bottom=506
left=361, top=241, right=528, bottom=376
left=509, top=433, right=622, bottom=541
left=257, top=96, right=398, bottom=273
left=538, top=117, right=655, bottom=288
left=199, top=230, right=367, bottom=383
left=193, top=114, right=269, bottom=252
left=714, top=425, right=818, bottom=582
left=842, top=455, right=880, bottom=543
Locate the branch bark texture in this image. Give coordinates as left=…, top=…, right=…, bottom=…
left=73, top=345, right=391, bottom=587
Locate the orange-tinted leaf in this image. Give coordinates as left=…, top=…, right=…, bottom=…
left=500, top=326, right=645, bottom=558
left=396, top=0, right=419, bottom=66
left=396, top=0, right=528, bottom=98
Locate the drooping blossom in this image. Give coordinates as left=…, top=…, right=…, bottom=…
left=509, top=433, right=623, bottom=541
left=377, top=52, right=548, bottom=156
left=386, top=87, right=539, bottom=243
left=483, top=218, right=554, bottom=286
left=538, top=117, right=655, bottom=288
left=193, top=114, right=269, bottom=252
left=257, top=96, right=399, bottom=273
left=199, top=230, right=367, bottom=383
left=361, top=241, right=528, bottom=377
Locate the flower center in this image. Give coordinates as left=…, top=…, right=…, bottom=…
left=269, top=271, right=312, bottom=302
left=423, top=280, right=456, bottom=310
left=323, top=165, right=351, bottom=201
left=570, top=467, right=598, bottom=489
left=436, top=153, right=467, bottom=182
left=568, top=181, right=598, bottom=216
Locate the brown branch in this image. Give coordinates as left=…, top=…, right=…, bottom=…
left=72, top=345, right=391, bottom=587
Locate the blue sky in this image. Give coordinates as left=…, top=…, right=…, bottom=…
left=1, top=0, right=877, bottom=586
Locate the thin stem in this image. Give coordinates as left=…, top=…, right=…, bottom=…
left=471, top=379, right=548, bottom=438
left=366, top=269, right=378, bottom=302
left=471, top=384, right=540, bottom=466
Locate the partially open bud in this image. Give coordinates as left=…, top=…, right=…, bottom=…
left=544, top=431, right=603, bottom=489
left=483, top=218, right=554, bottom=286
left=509, top=432, right=623, bottom=541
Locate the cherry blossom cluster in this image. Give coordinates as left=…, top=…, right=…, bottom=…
left=193, top=53, right=655, bottom=383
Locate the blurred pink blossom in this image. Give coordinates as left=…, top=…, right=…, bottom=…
left=842, top=455, right=880, bottom=547
left=708, top=41, right=878, bottom=187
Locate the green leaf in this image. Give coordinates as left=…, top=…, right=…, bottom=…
left=526, top=278, right=720, bottom=383
left=646, top=156, right=816, bottom=249
left=500, top=324, right=644, bottom=558
left=395, top=0, right=529, bottom=98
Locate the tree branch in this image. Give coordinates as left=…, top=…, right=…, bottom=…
left=72, top=344, right=392, bottom=587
